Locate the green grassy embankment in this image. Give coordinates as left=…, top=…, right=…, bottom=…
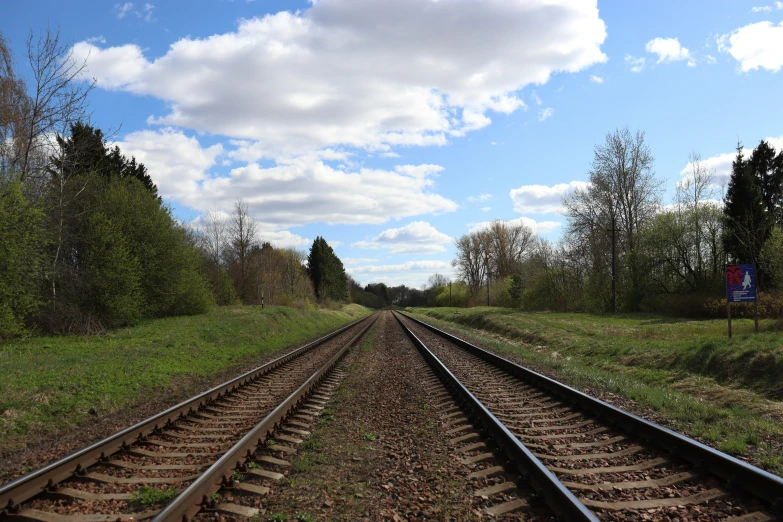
left=406, top=307, right=783, bottom=475
left=0, top=304, right=370, bottom=455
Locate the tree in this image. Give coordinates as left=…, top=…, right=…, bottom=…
left=307, top=236, right=347, bottom=301
left=452, top=232, right=486, bottom=298
left=19, top=27, right=93, bottom=184
left=723, top=143, right=770, bottom=269
left=0, top=33, right=30, bottom=180
left=227, top=199, right=257, bottom=303
left=747, top=140, right=783, bottom=223
left=563, top=126, right=662, bottom=311
left=0, top=181, right=47, bottom=337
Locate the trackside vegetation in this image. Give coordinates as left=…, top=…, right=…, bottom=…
left=0, top=304, right=370, bottom=456
left=407, top=307, right=783, bottom=476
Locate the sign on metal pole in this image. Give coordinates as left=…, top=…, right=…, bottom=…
left=725, top=264, right=758, bottom=338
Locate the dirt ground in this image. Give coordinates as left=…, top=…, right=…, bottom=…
left=260, top=311, right=496, bottom=521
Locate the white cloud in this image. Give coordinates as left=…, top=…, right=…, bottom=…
left=116, top=129, right=458, bottom=231
left=589, top=75, right=604, bottom=84
left=510, top=180, right=589, bottom=214
left=468, top=216, right=561, bottom=235
left=481, top=206, right=491, bottom=212
left=751, top=2, right=782, bottom=12
left=75, top=0, right=607, bottom=160
left=645, top=37, right=691, bottom=64
left=352, top=221, right=452, bottom=254
left=260, top=230, right=311, bottom=248
left=114, top=2, right=134, bottom=18
left=538, top=107, right=554, bottom=122
left=347, top=260, right=454, bottom=287
left=467, top=193, right=493, bottom=203
left=624, top=54, right=645, bottom=73
left=344, top=258, right=380, bottom=266
left=718, top=21, right=783, bottom=72
left=531, top=91, right=543, bottom=106
left=678, top=135, right=783, bottom=189
left=114, top=128, right=224, bottom=201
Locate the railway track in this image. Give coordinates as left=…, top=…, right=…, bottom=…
left=393, top=311, right=783, bottom=521
left=0, top=313, right=378, bottom=522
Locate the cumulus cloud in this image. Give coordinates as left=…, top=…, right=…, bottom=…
left=115, top=129, right=458, bottom=231
left=510, top=181, right=589, bottom=214
left=75, top=0, right=607, bottom=159
left=624, top=54, right=645, bottom=73
left=343, top=258, right=380, bottom=266
left=589, top=75, right=604, bottom=83
left=645, top=37, right=691, bottom=64
left=114, top=128, right=224, bottom=201
left=468, top=216, right=561, bottom=235
left=347, top=260, right=454, bottom=287
left=538, top=107, right=554, bottom=121
left=718, top=21, right=783, bottom=72
left=678, top=135, right=783, bottom=189
left=352, top=221, right=452, bottom=254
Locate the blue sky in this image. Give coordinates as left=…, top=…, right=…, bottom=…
left=3, top=1, right=783, bottom=287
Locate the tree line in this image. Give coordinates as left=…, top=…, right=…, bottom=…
left=438, top=127, right=783, bottom=316
left=0, top=28, right=359, bottom=338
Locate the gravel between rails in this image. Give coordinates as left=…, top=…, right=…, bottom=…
left=398, top=314, right=770, bottom=522
left=260, top=311, right=547, bottom=521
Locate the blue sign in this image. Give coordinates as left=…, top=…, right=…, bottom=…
left=726, top=264, right=757, bottom=303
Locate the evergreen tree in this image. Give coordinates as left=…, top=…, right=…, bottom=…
left=49, top=122, right=159, bottom=198
left=723, top=143, right=770, bottom=266
left=307, top=236, right=347, bottom=301
left=747, top=140, right=783, bottom=224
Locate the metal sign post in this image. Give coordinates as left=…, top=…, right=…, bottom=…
left=725, top=264, right=758, bottom=339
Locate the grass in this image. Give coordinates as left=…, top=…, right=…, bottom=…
left=406, top=307, right=783, bottom=476
left=130, top=486, right=178, bottom=507
left=409, top=307, right=783, bottom=399
left=0, top=304, right=370, bottom=455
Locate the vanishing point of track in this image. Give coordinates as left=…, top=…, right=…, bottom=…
left=0, top=313, right=379, bottom=522
left=393, top=311, right=783, bottom=521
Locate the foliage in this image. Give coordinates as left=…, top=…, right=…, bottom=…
left=761, top=226, right=783, bottom=290
left=307, top=236, right=347, bottom=301
left=0, top=181, right=48, bottom=337
left=130, top=486, right=178, bottom=507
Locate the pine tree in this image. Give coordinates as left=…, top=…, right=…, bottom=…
left=747, top=140, right=783, bottom=224
left=723, top=143, right=770, bottom=266
left=307, top=237, right=347, bottom=301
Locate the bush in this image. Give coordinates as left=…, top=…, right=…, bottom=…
left=0, top=181, right=48, bottom=337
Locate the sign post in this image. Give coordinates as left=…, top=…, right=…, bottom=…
left=725, top=264, right=758, bottom=338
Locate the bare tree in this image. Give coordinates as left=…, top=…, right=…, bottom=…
left=284, top=248, right=306, bottom=295
left=228, top=199, right=257, bottom=303
left=487, top=219, right=535, bottom=278
left=563, top=126, right=662, bottom=310
left=452, top=232, right=485, bottom=298
left=19, top=26, right=93, bottom=184
left=203, top=206, right=227, bottom=266
left=0, top=33, right=30, bottom=180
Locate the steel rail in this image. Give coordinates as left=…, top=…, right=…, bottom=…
left=0, top=313, right=377, bottom=515
left=392, top=311, right=598, bottom=522
left=153, top=312, right=379, bottom=522
left=399, top=311, right=783, bottom=515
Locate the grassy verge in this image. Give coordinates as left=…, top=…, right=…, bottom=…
left=405, top=307, right=783, bottom=476
left=0, top=304, right=370, bottom=454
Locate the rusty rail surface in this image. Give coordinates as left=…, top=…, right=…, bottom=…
left=398, top=311, right=783, bottom=517
left=0, top=313, right=376, bottom=516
